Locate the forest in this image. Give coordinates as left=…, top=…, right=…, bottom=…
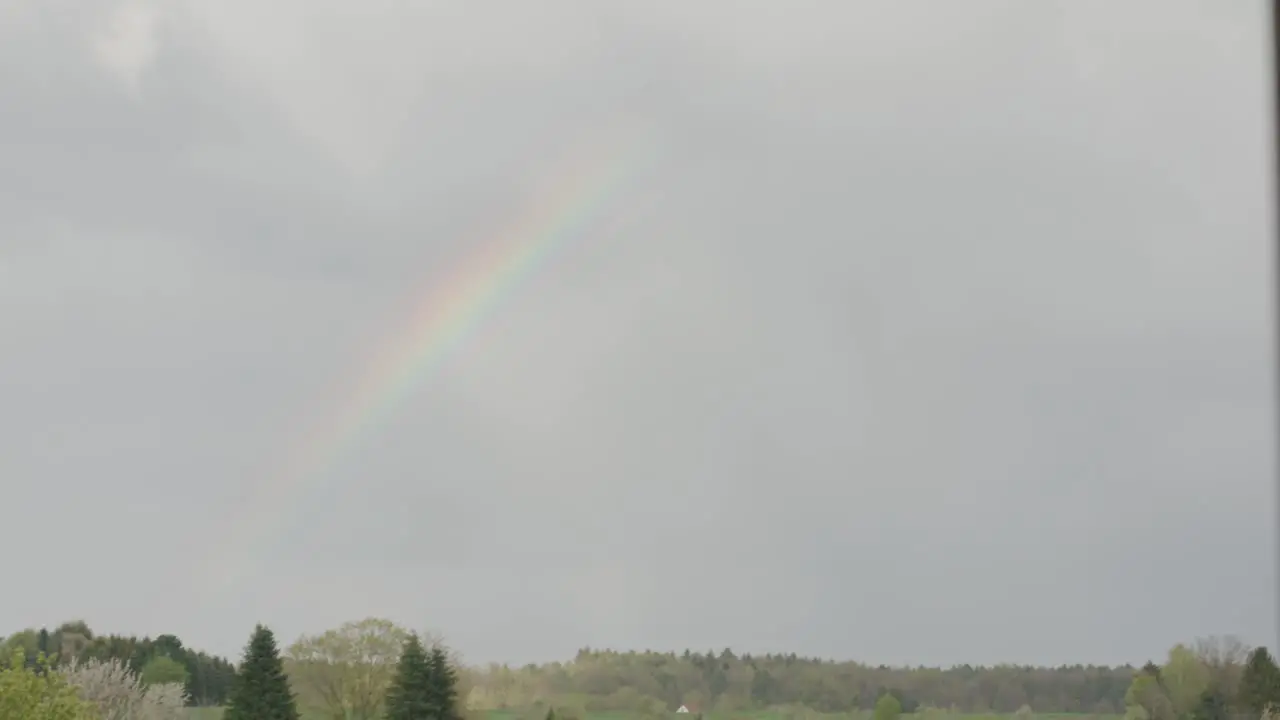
left=2, top=620, right=1277, bottom=720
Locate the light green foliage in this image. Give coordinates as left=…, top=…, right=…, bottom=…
left=0, top=648, right=97, bottom=720
left=1162, top=644, right=1210, bottom=718
left=874, top=694, right=903, bottom=720
left=142, top=654, right=191, bottom=687
left=1124, top=707, right=1151, bottom=720
left=465, top=648, right=1136, bottom=715
left=0, top=617, right=1260, bottom=720
left=550, top=708, right=586, bottom=720
left=1126, top=673, right=1175, bottom=720
left=1, top=629, right=40, bottom=666
left=914, top=705, right=950, bottom=720
left=286, top=617, right=408, bottom=720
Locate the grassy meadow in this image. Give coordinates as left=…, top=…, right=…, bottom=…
left=185, top=711, right=1124, bottom=720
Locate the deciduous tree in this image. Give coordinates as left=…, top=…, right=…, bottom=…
left=1163, top=644, right=1210, bottom=718
left=287, top=616, right=408, bottom=719
left=63, top=655, right=188, bottom=720
left=1126, top=673, right=1176, bottom=720
left=141, top=655, right=190, bottom=687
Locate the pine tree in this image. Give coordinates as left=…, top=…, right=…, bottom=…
left=387, top=633, right=436, bottom=720
left=426, top=645, right=461, bottom=720
left=1240, top=647, right=1280, bottom=715
left=223, top=625, right=299, bottom=720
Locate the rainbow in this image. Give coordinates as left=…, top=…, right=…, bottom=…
left=201, top=122, right=661, bottom=599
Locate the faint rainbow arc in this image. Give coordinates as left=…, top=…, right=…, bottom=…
left=203, top=124, right=661, bottom=598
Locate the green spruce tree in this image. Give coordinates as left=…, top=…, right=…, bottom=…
left=1240, top=647, right=1280, bottom=715
left=426, top=644, right=461, bottom=720
left=223, top=624, right=299, bottom=720
left=387, top=633, right=436, bottom=720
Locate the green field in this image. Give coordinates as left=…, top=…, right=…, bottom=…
left=184, top=711, right=1121, bottom=720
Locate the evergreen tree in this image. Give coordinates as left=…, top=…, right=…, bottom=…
left=426, top=645, right=461, bottom=720
left=223, top=625, right=299, bottom=720
left=34, top=629, right=50, bottom=674
left=1240, top=647, right=1280, bottom=715
left=387, top=633, right=436, bottom=720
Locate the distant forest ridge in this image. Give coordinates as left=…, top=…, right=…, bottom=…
left=2, top=622, right=1270, bottom=716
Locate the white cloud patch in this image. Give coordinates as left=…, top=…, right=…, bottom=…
left=91, top=0, right=160, bottom=94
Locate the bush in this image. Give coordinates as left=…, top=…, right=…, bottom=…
left=874, top=693, right=903, bottom=720
left=0, top=649, right=97, bottom=720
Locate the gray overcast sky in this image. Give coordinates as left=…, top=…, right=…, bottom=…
left=0, top=0, right=1274, bottom=667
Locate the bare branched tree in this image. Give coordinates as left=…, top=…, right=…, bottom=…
left=1194, top=635, right=1251, bottom=703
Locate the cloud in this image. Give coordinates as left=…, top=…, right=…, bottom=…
left=0, top=0, right=1271, bottom=667
left=91, top=0, right=160, bottom=94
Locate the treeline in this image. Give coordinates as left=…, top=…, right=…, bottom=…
left=466, top=637, right=1280, bottom=718
left=4, top=618, right=1278, bottom=720
left=1, top=621, right=465, bottom=720
left=469, top=648, right=1134, bottom=714
left=0, top=620, right=236, bottom=706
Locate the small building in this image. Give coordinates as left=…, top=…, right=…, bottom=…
left=676, top=706, right=689, bottom=714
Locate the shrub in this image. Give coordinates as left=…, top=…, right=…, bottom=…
left=0, top=649, right=97, bottom=720
left=874, top=693, right=903, bottom=720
